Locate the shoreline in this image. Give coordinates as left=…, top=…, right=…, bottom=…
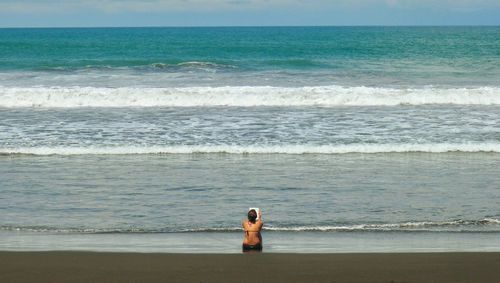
left=3, top=230, right=500, bottom=253
left=2, top=251, right=499, bottom=282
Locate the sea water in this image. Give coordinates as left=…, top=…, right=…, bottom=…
left=0, top=27, right=499, bottom=253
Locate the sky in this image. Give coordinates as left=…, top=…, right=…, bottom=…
left=0, top=0, right=500, bottom=27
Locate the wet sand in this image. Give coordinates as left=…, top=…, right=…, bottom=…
left=1, top=252, right=499, bottom=282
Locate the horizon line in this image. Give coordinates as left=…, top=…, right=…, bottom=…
left=1, top=24, right=500, bottom=29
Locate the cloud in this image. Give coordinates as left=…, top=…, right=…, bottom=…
left=2, top=0, right=500, bottom=27
left=383, top=0, right=500, bottom=10
left=1, top=0, right=499, bottom=14
left=0, top=0, right=306, bottom=13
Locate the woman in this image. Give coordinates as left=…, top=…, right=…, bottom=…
left=242, top=209, right=263, bottom=252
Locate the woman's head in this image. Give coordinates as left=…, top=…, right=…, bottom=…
left=248, top=209, right=257, bottom=222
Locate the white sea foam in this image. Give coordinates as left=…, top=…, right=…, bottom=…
left=1, top=86, right=500, bottom=107
left=1, top=219, right=498, bottom=233
left=263, top=219, right=500, bottom=232
left=1, top=143, right=500, bottom=155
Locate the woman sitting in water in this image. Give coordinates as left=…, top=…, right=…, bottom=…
left=242, top=209, right=263, bottom=252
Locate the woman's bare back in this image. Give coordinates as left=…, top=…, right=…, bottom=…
left=242, top=219, right=263, bottom=245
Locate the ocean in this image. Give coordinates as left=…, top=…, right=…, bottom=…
left=0, top=26, right=499, bottom=253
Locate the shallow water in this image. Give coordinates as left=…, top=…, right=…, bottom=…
left=1, top=153, right=498, bottom=235
left=2, top=230, right=500, bottom=253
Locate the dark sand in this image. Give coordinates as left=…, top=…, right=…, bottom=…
left=1, top=252, right=499, bottom=283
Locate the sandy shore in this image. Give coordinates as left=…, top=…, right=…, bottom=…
left=1, top=252, right=499, bottom=282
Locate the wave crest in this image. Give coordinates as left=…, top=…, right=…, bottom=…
left=264, top=219, right=500, bottom=232
left=1, top=86, right=500, bottom=107
left=1, top=219, right=498, bottom=233
left=1, top=143, right=500, bottom=156
left=150, top=61, right=237, bottom=70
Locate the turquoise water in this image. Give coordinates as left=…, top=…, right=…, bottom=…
left=1, top=26, right=500, bottom=87
left=1, top=27, right=499, bottom=252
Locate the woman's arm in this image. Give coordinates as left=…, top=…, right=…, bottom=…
left=256, top=210, right=263, bottom=228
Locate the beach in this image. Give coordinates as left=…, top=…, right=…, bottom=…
left=1, top=26, right=499, bottom=282
left=2, top=252, right=499, bottom=283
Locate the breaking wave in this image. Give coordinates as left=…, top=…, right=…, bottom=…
left=1, top=86, right=500, bottom=107
left=1, top=219, right=498, bottom=233
left=264, top=219, right=500, bottom=232
left=1, top=143, right=500, bottom=156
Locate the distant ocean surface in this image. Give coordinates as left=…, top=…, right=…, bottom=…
left=0, top=27, right=499, bottom=253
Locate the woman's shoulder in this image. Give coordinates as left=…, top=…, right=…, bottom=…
left=256, top=219, right=263, bottom=227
